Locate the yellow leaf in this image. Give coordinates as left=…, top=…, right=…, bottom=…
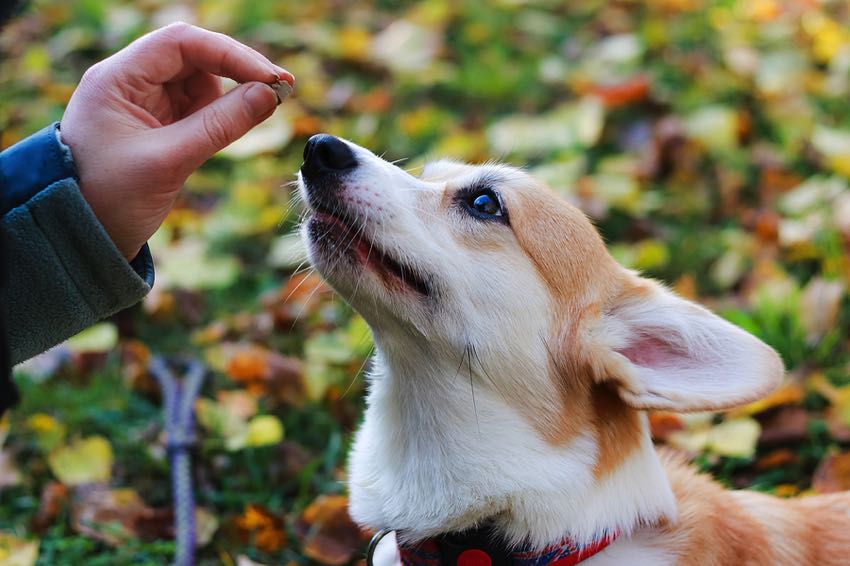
left=668, top=428, right=710, bottom=453
left=67, top=323, right=118, bottom=353
left=338, top=26, right=372, bottom=61
left=245, top=416, right=284, bottom=448
left=0, top=532, right=38, bottom=566
left=707, top=418, right=761, bottom=459
left=729, top=382, right=804, bottom=417
left=48, top=436, right=113, bottom=486
left=195, top=398, right=248, bottom=452
left=26, top=414, right=65, bottom=452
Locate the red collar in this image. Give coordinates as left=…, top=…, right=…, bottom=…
left=373, top=525, right=618, bottom=566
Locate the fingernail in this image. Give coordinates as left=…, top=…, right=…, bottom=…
left=273, top=65, right=295, bottom=86
left=244, top=82, right=277, bottom=119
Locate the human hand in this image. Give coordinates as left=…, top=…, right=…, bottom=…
left=60, top=23, right=294, bottom=260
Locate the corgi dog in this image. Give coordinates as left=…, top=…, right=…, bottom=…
left=298, top=134, right=850, bottom=566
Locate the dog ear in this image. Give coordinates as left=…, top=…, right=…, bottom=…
left=595, top=278, right=784, bottom=412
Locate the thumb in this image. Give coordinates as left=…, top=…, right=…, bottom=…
left=165, top=82, right=277, bottom=170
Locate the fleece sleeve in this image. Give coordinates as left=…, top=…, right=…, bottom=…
left=3, top=179, right=154, bottom=364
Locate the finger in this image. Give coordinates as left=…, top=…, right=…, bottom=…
left=160, top=81, right=278, bottom=171
left=120, top=23, right=280, bottom=86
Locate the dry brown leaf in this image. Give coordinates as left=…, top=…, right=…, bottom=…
left=813, top=452, right=850, bottom=494
left=120, top=340, right=158, bottom=398
left=295, top=495, right=370, bottom=566
left=648, top=411, right=685, bottom=442
left=755, top=449, right=798, bottom=471
left=235, top=504, right=287, bottom=553
left=72, top=486, right=151, bottom=546
left=756, top=406, right=809, bottom=446
left=587, top=75, right=650, bottom=107
left=226, top=345, right=304, bottom=404
left=31, top=481, right=68, bottom=533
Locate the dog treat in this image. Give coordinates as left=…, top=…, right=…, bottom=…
left=269, top=80, right=293, bottom=105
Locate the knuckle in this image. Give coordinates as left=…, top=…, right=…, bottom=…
left=161, top=21, right=193, bottom=35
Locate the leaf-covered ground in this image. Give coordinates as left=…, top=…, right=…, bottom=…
left=2, top=1, right=850, bottom=564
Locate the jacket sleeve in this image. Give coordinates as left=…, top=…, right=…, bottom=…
left=1, top=123, right=155, bottom=366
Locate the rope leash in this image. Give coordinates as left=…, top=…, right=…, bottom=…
left=149, top=356, right=206, bottom=566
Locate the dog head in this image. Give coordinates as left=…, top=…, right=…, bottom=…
left=298, top=134, right=784, bottom=439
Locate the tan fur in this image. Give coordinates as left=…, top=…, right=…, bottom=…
left=591, top=386, right=643, bottom=480
left=654, top=451, right=850, bottom=565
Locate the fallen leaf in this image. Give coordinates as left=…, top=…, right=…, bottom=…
left=0, top=532, right=38, bottom=566
left=370, top=20, right=440, bottom=73
left=48, top=436, right=113, bottom=486
left=755, top=449, right=798, bottom=470
left=757, top=406, right=809, bottom=446
left=132, top=506, right=218, bottom=548
left=487, top=99, right=605, bottom=156
left=295, top=495, right=370, bottom=566
left=26, top=414, right=65, bottom=453
left=685, top=105, right=739, bottom=151
left=225, top=344, right=304, bottom=404
left=773, top=484, right=800, bottom=498
left=217, top=390, right=258, bottom=421
left=813, top=452, right=850, bottom=494
left=72, top=486, right=149, bottom=546
left=196, top=397, right=249, bottom=452
left=800, top=277, right=843, bottom=343
left=729, top=382, right=805, bottom=417
left=707, top=418, right=761, bottom=459
left=648, top=412, right=685, bottom=442
left=66, top=323, right=118, bottom=353
left=194, top=508, right=220, bottom=548
left=589, top=75, right=650, bottom=107
left=0, top=451, right=21, bottom=490
left=30, top=481, right=68, bottom=533
left=245, top=415, right=284, bottom=448
left=235, top=505, right=287, bottom=553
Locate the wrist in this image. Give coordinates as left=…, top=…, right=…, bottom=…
left=56, top=123, right=143, bottom=262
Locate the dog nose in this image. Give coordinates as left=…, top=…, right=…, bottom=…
left=302, top=134, right=357, bottom=176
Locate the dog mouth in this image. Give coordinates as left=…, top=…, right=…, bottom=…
left=306, top=207, right=432, bottom=297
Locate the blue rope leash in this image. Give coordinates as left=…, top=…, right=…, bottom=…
left=149, top=356, right=206, bottom=566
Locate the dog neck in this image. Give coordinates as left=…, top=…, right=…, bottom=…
left=347, top=345, right=678, bottom=550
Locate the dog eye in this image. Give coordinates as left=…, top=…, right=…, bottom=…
left=463, top=189, right=505, bottom=220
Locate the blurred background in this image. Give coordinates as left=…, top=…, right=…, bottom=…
left=2, top=0, right=850, bottom=564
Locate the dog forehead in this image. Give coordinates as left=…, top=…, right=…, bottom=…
left=507, top=182, right=620, bottom=304
left=420, top=159, right=478, bottom=182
